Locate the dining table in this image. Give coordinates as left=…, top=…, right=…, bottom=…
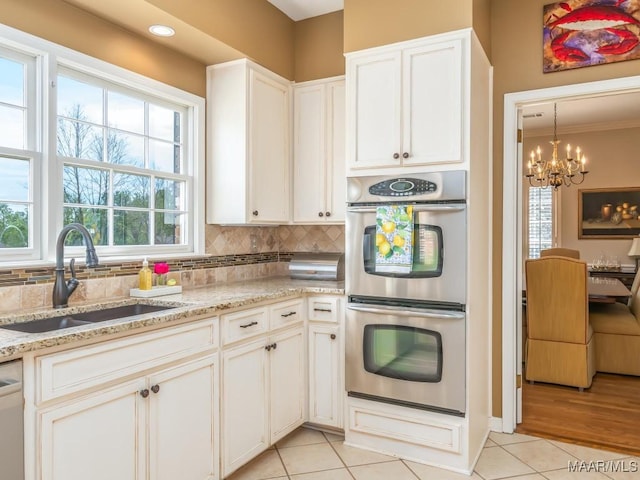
left=521, top=276, right=632, bottom=305
left=587, top=276, right=632, bottom=303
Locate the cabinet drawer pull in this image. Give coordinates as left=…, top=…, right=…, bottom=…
left=140, top=389, right=150, bottom=398
left=265, top=344, right=271, bottom=351
left=271, top=342, right=277, bottom=350
left=240, top=321, right=258, bottom=328
left=252, top=210, right=259, bottom=216
left=281, top=311, right=297, bottom=318
left=151, top=384, right=160, bottom=394
left=313, top=308, right=332, bottom=313
left=403, top=152, right=409, bottom=159
left=330, top=334, right=336, bottom=340
left=325, top=211, right=331, bottom=217
left=393, top=152, right=400, bottom=159
left=318, top=212, right=324, bottom=217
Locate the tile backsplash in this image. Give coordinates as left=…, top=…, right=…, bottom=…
left=0, top=225, right=345, bottom=313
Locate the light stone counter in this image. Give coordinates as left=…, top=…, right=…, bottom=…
left=0, top=277, right=344, bottom=359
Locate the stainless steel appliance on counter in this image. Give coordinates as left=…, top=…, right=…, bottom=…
left=0, top=359, right=24, bottom=480
left=289, top=252, right=345, bottom=281
left=345, top=171, right=467, bottom=416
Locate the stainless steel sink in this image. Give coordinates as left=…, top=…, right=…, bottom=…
left=1, top=304, right=176, bottom=334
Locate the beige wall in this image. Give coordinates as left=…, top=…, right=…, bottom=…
left=343, top=0, right=472, bottom=52
left=0, top=0, right=207, bottom=96
left=491, top=0, right=640, bottom=417
left=472, top=0, right=491, bottom=59
left=148, top=0, right=295, bottom=80
left=294, top=11, right=345, bottom=82
left=524, top=127, right=640, bottom=265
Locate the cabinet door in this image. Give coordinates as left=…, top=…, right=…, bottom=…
left=293, top=83, right=326, bottom=223
left=347, top=50, right=402, bottom=170
left=148, top=355, right=218, bottom=480
left=222, top=338, right=269, bottom=477
left=308, top=324, right=342, bottom=428
left=326, top=80, right=346, bottom=222
left=269, top=327, right=305, bottom=444
left=249, top=69, right=290, bottom=223
left=402, top=40, right=463, bottom=166
left=39, top=381, right=143, bottom=480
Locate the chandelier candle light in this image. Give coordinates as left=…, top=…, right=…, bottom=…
left=525, top=103, right=588, bottom=189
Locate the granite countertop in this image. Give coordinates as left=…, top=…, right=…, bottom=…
left=0, top=277, right=345, bottom=359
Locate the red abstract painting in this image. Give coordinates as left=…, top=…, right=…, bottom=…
left=543, top=0, right=640, bottom=72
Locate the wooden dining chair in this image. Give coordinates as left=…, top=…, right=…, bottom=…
left=540, top=247, right=580, bottom=259
left=524, top=256, right=595, bottom=390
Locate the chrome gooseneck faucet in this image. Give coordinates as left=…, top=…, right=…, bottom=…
left=52, top=223, right=99, bottom=309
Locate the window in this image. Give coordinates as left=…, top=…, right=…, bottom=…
left=527, top=186, right=554, bottom=258
left=58, top=70, right=189, bottom=253
left=0, top=25, right=204, bottom=263
left=0, top=46, right=38, bottom=260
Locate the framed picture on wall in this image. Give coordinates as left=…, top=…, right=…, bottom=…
left=579, top=187, right=640, bottom=239
left=543, top=0, right=640, bottom=73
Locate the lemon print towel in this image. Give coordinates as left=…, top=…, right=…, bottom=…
left=375, top=205, right=413, bottom=273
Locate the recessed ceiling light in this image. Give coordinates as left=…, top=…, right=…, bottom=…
left=149, top=24, right=175, bottom=37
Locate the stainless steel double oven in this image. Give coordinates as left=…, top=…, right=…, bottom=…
left=345, top=171, right=467, bottom=416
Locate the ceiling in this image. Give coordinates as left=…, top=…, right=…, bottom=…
left=522, top=91, right=640, bottom=136
left=267, top=0, right=343, bottom=21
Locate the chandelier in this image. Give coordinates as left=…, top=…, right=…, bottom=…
left=525, top=103, right=588, bottom=189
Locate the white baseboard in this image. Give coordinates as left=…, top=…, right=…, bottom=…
left=489, top=416, right=503, bottom=432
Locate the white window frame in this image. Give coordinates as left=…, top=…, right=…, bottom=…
left=524, top=184, right=559, bottom=259
left=0, top=43, right=41, bottom=262
left=0, top=23, right=205, bottom=265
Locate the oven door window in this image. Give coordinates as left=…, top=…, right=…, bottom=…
left=363, top=224, right=443, bottom=278
left=363, top=325, right=442, bottom=382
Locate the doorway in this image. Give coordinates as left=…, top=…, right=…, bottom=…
left=501, top=74, right=640, bottom=435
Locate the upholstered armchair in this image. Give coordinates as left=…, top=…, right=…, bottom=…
left=525, top=256, right=595, bottom=390
left=540, top=248, right=580, bottom=259
left=589, top=272, right=640, bottom=376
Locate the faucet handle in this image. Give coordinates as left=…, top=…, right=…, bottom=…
left=69, top=258, right=76, bottom=278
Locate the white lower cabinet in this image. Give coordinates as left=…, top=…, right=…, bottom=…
left=222, top=337, right=269, bottom=475
left=222, top=325, right=304, bottom=477
left=28, top=318, right=219, bottom=480
left=38, top=354, right=218, bottom=480
left=39, top=379, right=141, bottom=480
left=269, top=327, right=306, bottom=443
left=149, top=357, right=218, bottom=480
left=308, top=323, right=341, bottom=428
left=307, top=295, right=344, bottom=429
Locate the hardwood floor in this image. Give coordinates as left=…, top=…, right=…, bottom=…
left=517, top=372, right=640, bottom=456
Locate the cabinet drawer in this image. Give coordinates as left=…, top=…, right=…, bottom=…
left=222, top=307, right=268, bottom=345
left=307, top=297, right=340, bottom=323
left=270, top=298, right=304, bottom=330
left=36, top=318, right=217, bottom=404
left=348, top=403, right=462, bottom=454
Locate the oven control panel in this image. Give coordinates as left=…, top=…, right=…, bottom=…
left=369, top=178, right=437, bottom=197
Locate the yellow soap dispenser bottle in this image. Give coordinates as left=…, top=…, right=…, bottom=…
left=139, top=258, right=152, bottom=290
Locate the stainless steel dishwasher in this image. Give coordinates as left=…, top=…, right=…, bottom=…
left=0, top=359, right=23, bottom=480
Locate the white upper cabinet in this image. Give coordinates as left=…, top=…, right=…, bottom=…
left=293, top=77, right=346, bottom=223
left=347, top=33, right=464, bottom=173
left=206, top=59, right=290, bottom=224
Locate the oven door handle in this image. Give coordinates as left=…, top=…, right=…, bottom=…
left=347, top=205, right=465, bottom=213
left=347, top=303, right=465, bottom=320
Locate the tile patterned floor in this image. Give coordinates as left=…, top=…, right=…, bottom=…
left=226, top=427, right=640, bottom=480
